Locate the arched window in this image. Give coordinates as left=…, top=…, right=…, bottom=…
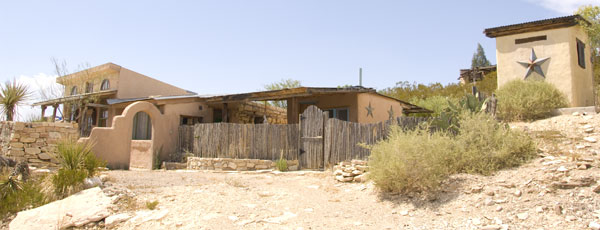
left=100, top=79, right=110, bottom=91
left=85, top=82, right=93, bottom=93
left=70, top=86, right=78, bottom=95
left=132, top=111, right=152, bottom=140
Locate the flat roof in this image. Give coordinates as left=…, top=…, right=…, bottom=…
left=31, top=90, right=118, bottom=106
left=484, top=15, right=589, bottom=38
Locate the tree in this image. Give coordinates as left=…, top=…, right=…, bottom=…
left=471, top=43, right=491, bottom=68
left=575, top=5, right=600, bottom=105
left=576, top=5, right=600, bottom=52
left=263, top=79, right=302, bottom=108
left=0, top=79, right=32, bottom=121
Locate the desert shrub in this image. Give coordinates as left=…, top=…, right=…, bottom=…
left=368, top=112, right=535, bottom=194
left=52, top=139, right=104, bottom=197
left=0, top=172, right=48, bottom=218
left=496, top=80, right=568, bottom=121
left=409, top=96, right=459, bottom=117
left=451, top=113, right=537, bottom=175
left=55, top=139, right=104, bottom=176
left=368, top=125, right=456, bottom=194
left=276, top=158, right=288, bottom=172
left=145, top=200, right=159, bottom=210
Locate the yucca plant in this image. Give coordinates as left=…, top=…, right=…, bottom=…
left=0, top=79, right=31, bottom=121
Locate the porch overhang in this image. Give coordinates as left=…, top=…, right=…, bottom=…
left=31, top=90, right=118, bottom=106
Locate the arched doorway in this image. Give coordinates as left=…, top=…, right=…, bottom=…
left=129, top=111, right=154, bottom=170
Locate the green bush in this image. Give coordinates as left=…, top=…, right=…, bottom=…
left=51, top=168, right=87, bottom=197
left=368, top=112, right=535, bottom=195
left=0, top=173, right=48, bottom=218
left=368, top=126, right=456, bottom=193
left=496, top=80, right=568, bottom=121
left=145, top=200, right=159, bottom=210
left=451, top=113, right=537, bottom=175
left=52, top=139, right=104, bottom=197
left=275, top=158, right=288, bottom=172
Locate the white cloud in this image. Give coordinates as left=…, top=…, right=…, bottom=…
left=527, top=0, right=598, bottom=14
left=12, top=73, right=60, bottom=121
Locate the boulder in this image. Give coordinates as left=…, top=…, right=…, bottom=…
left=105, top=213, right=131, bottom=228
left=9, top=187, right=112, bottom=230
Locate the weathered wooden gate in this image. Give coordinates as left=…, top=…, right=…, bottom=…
left=299, top=105, right=326, bottom=169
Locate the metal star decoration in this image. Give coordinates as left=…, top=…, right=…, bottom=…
left=366, top=102, right=374, bottom=117
left=388, top=106, right=394, bottom=120
left=517, top=48, right=550, bottom=79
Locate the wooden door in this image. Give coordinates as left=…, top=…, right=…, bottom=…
left=299, top=105, right=325, bottom=169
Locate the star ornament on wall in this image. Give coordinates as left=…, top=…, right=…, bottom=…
left=517, top=48, right=550, bottom=79
left=366, top=102, right=374, bottom=118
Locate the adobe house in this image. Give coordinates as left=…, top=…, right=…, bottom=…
left=32, top=63, right=286, bottom=169
left=484, top=15, right=594, bottom=107
left=202, top=87, right=429, bottom=124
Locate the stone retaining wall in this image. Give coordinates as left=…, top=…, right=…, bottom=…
left=0, top=121, right=79, bottom=168
left=187, top=157, right=299, bottom=171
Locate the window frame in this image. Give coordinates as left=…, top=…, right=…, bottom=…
left=576, top=38, right=586, bottom=69
left=326, top=107, right=350, bottom=121
left=100, top=79, right=110, bottom=91
left=70, top=86, right=78, bottom=95
left=85, top=82, right=94, bottom=93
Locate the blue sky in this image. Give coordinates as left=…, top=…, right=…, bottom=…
left=0, top=0, right=597, bottom=119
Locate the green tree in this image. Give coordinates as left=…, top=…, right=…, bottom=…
left=471, top=43, right=491, bottom=68
left=575, top=5, right=600, bottom=104
left=576, top=5, right=600, bottom=51
left=0, top=80, right=32, bottom=121
left=264, top=79, right=302, bottom=108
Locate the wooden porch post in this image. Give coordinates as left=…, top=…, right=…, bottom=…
left=41, top=105, right=46, bottom=122
left=51, top=104, right=57, bottom=122
left=223, top=103, right=228, bottom=123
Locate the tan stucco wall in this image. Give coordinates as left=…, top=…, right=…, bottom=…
left=357, top=93, right=404, bottom=123
left=116, top=68, right=189, bottom=99
left=495, top=26, right=594, bottom=106
left=288, top=93, right=359, bottom=123
left=80, top=101, right=167, bottom=169
left=129, top=140, right=153, bottom=170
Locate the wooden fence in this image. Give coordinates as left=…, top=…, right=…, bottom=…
left=178, top=106, right=429, bottom=169
left=187, top=123, right=299, bottom=161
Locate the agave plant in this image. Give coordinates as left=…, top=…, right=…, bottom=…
left=0, top=80, right=31, bottom=121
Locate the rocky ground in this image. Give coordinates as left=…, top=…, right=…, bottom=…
left=5, top=113, right=600, bottom=230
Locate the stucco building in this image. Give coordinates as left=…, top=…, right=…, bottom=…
left=484, top=15, right=594, bottom=107
left=33, top=63, right=427, bottom=169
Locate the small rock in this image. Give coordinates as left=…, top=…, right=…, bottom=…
left=594, top=185, right=600, bottom=193
left=105, top=213, right=131, bottom=228
left=333, top=170, right=343, bottom=176
left=484, top=198, right=495, bottom=206
left=495, top=206, right=503, bottom=212
left=554, top=205, right=563, bottom=215
left=513, top=190, right=522, bottom=197
left=83, top=177, right=103, bottom=189
left=470, top=186, right=483, bottom=193
left=573, top=112, right=581, bottom=116
left=336, top=175, right=353, bottom=182
left=481, top=225, right=502, bottom=230
left=399, top=210, right=409, bottom=216
left=557, top=166, right=569, bottom=172
left=353, top=173, right=368, bottom=182
left=589, top=221, right=600, bottom=230
left=584, top=137, right=597, bottom=143
left=565, top=215, right=577, bottom=221
left=485, top=190, right=495, bottom=196
left=516, top=212, right=528, bottom=220
left=535, top=206, right=544, bottom=213
left=585, top=128, right=595, bottom=133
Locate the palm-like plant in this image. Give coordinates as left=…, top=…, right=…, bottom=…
left=0, top=80, right=31, bottom=121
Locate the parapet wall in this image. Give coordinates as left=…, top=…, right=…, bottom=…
left=0, top=121, right=79, bottom=168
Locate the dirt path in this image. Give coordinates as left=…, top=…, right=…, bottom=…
left=102, top=113, right=600, bottom=230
